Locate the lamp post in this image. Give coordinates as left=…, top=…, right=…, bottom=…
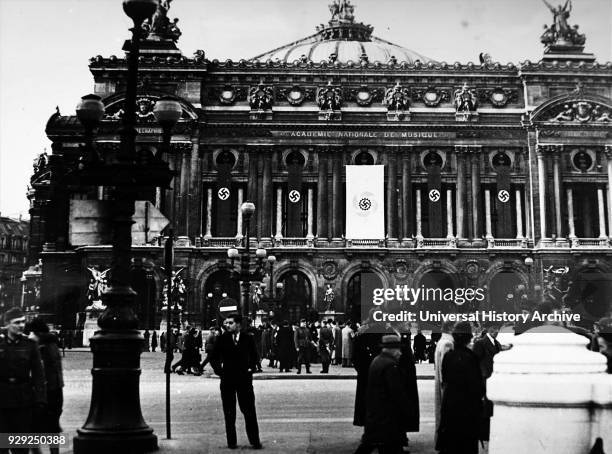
left=73, top=1, right=169, bottom=452
left=525, top=256, right=535, bottom=309
left=267, top=255, right=276, bottom=298
left=227, top=202, right=255, bottom=316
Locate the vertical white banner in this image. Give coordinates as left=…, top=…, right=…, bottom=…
left=345, top=165, right=385, bottom=239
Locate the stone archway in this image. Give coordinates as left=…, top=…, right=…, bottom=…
left=203, top=269, right=240, bottom=327
left=346, top=271, right=384, bottom=323
left=277, top=270, right=313, bottom=323
left=488, top=271, right=524, bottom=312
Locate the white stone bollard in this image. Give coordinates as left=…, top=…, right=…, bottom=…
left=488, top=325, right=612, bottom=453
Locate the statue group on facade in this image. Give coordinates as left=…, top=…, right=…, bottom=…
left=552, top=102, right=612, bottom=123
left=454, top=83, right=478, bottom=112
left=86, top=267, right=110, bottom=311
left=383, top=82, right=410, bottom=112
left=540, top=0, right=585, bottom=47
left=317, top=83, right=343, bottom=113
left=329, top=0, right=355, bottom=22
left=248, top=83, right=274, bottom=111
left=142, top=0, right=182, bottom=43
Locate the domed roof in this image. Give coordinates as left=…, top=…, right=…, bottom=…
left=251, top=0, right=434, bottom=65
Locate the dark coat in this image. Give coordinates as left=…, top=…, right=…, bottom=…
left=210, top=331, right=258, bottom=382
left=363, top=351, right=410, bottom=445
left=398, top=332, right=420, bottom=432
left=34, top=333, right=64, bottom=433
left=413, top=333, right=427, bottom=360
left=151, top=331, right=158, bottom=349
left=0, top=331, right=46, bottom=408
left=436, top=345, right=485, bottom=454
left=472, top=334, right=501, bottom=442
left=276, top=326, right=295, bottom=365
left=352, top=325, right=390, bottom=426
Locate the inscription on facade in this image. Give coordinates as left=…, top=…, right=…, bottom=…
left=539, top=130, right=610, bottom=139
left=272, top=130, right=456, bottom=139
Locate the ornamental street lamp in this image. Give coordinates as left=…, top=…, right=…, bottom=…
left=73, top=1, right=171, bottom=452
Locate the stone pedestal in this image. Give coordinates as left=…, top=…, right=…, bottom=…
left=319, top=310, right=344, bottom=322
left=488, top=325, right=611, bottom=453
left=253, top=310, right=267, bottom=327
left=82, top=307, right=104, bottom=347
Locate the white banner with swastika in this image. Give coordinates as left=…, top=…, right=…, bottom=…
left=346, top=165, right=384, bottom=239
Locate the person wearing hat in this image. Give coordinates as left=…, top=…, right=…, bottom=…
left=294, top=319, right=312, bottom=374
left=436, top=321, right=485, bottom=454
left=472, top=321, right=502, bottom=445
left=354, top=334, right=410, bottom=454
left=0, top=307, right=46, bottom=453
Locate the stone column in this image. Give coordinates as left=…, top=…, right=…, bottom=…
left=446, top=188, right=454, bottom=238
left=552, top=151, right=563, bottom=237
left=566, top=188, right=576, bottom=238
left=236, top=187, right=244, bottom=239
left=155, top=187, right=161, bottom=209
left=515, top=189, right=523, bottom=238
left=204, top=187, right=212, bottom=239
left=537, top=149, right=547, bottom=239
left=605, top=146, right=612, bottom=235
left=247, top=149, right=259, bottom=237
left=261, top=151, right=272, bottom=238
left=307, top=187, right=314, bottom=239
left=386, top=148, right=398, bottom=238
left=178, top=145, right=190, bottom=236
left=317, top=150, right=328, bottom=239
left=416, top=188, right=422, bottom=238
left=401, top=148, right=413, bottom=238
left=275, top=187, right=283, bottom=240
left=598, top=187, right=607, bottom=238
left=331, top=150, right=342, bottom=238
left=471, top=150, right=482, bottom=238
left=188, top=134, right=201, bottom=238
left=455, top=147, right=466, bottom=238
left=524, top=186, right=532, bottom=239
left=485, top=188, right=493, bottom=239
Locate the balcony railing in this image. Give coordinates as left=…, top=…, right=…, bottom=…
left=487, top=238, right=529, bottom=248
left=417, top=237, right=457, bottom=248
left=570, top=237, right=610, bottom=248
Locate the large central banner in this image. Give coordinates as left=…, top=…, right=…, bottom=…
left=345, top=165, right=385, bottom=239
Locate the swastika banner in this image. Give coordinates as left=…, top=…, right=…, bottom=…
left=345, top=165, right=384, bottom=239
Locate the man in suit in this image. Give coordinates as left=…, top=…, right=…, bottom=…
left=210, top=314, right=262, bottom=450
left=472, top=322, right=502, bottom=445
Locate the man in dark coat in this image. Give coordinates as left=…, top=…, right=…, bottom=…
left=151, top=331, right=158, bottom=352
left=0, top=308, right=46, bottom=454
left=318, top=320, right=334, bottom=373
left=436, top=321, right=484, bottom=454
left=276, top=320, right=294, bottom=372
left=397, top=325, right=420, bottom=437
left=333, top=321, right=342, bottom=365
left=294, top=319, right=312, bottom=374
left=352, top=313, right=391, bottom=427
left=143, top=329, right=150, bottom=352
left=25, top=318, right=64, bottom=453
left=413, top=330, right=427, bottom=363
left=472, top=323, right=502, bottom=443
left=210, top=314, right=262, bottom=450
left=354, top=334, right=410, bottom=454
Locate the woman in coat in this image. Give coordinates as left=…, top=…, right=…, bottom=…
left=436, top=321, right=484, bottom=454
left=341, top=322, right=354, bottom=367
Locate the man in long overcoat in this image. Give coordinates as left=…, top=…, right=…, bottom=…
left=276, top=320, right=294, bottom=372
left=434, top=320, right=455, bottom=447
left=354, top=334, right=410, bottom=454
left=318, top=320, right=334, bottom=373
left=397, top=325, right=419, bottom=438
left=436, top=321, right=484, bottom=454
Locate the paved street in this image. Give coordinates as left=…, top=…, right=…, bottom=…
left=58, top=351, right=436, bottom=453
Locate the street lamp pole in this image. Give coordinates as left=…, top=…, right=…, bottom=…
left=241, top=202, right=255, bottom=316
left=73, top=1, right=162, bottom=453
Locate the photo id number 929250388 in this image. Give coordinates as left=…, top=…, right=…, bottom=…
left=1, top=433, right=67, bottom=448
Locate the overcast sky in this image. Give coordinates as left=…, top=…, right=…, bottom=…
left=0, top=0, right=610, bottom=219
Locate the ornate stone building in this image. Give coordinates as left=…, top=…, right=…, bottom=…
left=0, top=215, right=29, bottom=310
left=30, top=0, right=612, bottom=330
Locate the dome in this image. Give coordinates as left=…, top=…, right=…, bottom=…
left=251, top=0, right=435, bottom=65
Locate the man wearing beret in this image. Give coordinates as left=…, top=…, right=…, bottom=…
left=0, top=307, right=46, bottom=454
left=354, top=334, right=409, bottom=454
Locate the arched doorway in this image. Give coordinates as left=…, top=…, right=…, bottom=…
left=416, top=271, right=458, bottom=317
left=131, top=268, right=156, bottom=329
left=278, top=270, right=312, bottom=323
left=569, top=270, right=612, bottom=323
left=204, top=269, right=240, bottom=327
left=346, top=271, right=383, bottom=323
left=488, top=271, right=523, bottom=312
